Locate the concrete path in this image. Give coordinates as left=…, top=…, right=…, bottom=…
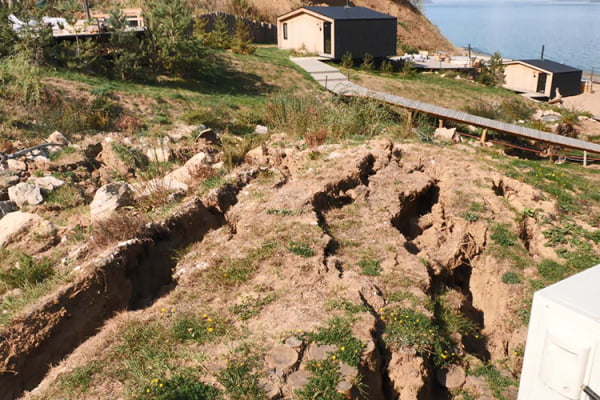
left=290, top=57, right=600, bottom=155
left=290, top=57, right=349, bottom=88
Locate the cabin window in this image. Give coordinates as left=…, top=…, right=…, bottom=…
left=283, top=23, right=288, bottom=40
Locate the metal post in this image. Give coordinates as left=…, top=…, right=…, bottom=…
left=325, top=75, right=328, bottom=90
left=584, top=151, right=588, bottom=167
left=82, top=0, right=92, bottom=20
left=468, top=44, right=472, bottom=67
left=591, top=67, right=595, bottom=93
left=540, top=44, right=545, bottom=60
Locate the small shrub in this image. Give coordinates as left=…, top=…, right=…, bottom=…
left=231, top=21, right=256, bottom=54
left=44, top=185, right=84, bottom=208
left=305, top=128, right=329, bottom=148
left=111, top=142, right=148, bottom=170
left=380, top=59, right=394, bottom=74
left=360, top=53, right=374, bottom=71
left=502, top=271, right=522, bottom=284
left=460, top=211, right=479, bottom=222
left=341, top=51, right=353, bottom=69
left=358, top=258, right=381, bottom=276
left=91, top=212, right=146, bottom=248
left=400, top=59, right=416, bottom=76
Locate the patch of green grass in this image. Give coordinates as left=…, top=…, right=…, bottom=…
left=207, top=241, right=278, bottom=287
left=229, top=294, right=275, bottom=320
left=44, top=184, right=83, bottom=208
left=59, top=361, right=101, bottom=395
left=301, top=317, right=365, bottom=367
left=0, top=251, right=55, bottom=291
left=471, top=363, right=516, bottom=400
left=537, top=259, right=571, bottom=283
left=217, top=347, right=266, bottom=400
left=48, top=145, right=76, bottom=162
left=491, top=223, right=517, bottom=247
left=171, top=313, right=227, bottom=343
left=139, top=372, right=222, bottom=400
left=287, top=240, right=315, bottom=258
left=460, top=211, right=480, bottom=222
left=295, top=359, right=344, bottom=400
left=358, top=258, right=381, bottom=276
left=325, top=299, right=369, bottom=314
left=266, top=208, right=299, bottom=216
left=502, top=272, right=522, bottom=284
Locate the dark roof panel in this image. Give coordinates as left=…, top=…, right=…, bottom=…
left=303, top=6, right=396, bottom=20
left=518, top=59, right=582, bottom=74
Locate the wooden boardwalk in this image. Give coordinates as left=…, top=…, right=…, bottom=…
left=291, top=57, right=600, bottom=155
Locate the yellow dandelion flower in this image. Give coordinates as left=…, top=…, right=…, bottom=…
left=208, top=318, right=213, bottom=322
left=208, top=327, right=214, bottom=332
left=340, top=346, right=345, bottom=351
left=316, top=363, right=321, bottom=368
left=331, top=355, right=337, bottom=360
left=146, top=389, right=151, bottom=393
left=161, top=308, right=166, bottom=312
left=159, top=383, right=164, bottom=388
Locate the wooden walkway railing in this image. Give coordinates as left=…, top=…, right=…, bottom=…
left=330, top=80, right=600, bottom=155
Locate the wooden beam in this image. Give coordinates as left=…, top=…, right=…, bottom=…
left=480, top=128, right=488, bottom=144
left=438, top=119, right=444, bottom=128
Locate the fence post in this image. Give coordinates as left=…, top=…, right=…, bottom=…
left=438, top=119, right=444, bottom=128
left=584, top=151, right=588, bottom=167
left=480, top=128, right=488, bottom=144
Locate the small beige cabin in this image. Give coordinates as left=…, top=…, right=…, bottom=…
left=277, top=6, right=397, bottom=60
left=503, top=59, right=582, bottom=98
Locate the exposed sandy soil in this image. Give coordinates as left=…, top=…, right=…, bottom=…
left=9, top=133, right=600, bottom=400
left=563, top=89, right=600, bottom=117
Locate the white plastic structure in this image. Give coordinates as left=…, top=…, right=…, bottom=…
left=518, top=264, right=600, bottom=400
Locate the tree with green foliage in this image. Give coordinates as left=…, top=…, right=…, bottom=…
left=109, top=7, right=144, bottom=80
left=205, top=14, right=232, bottom=50
left=143, top=0, right=204, bottom=76
left=231, top=19, right=255, bottom=54
left=477, top=51, right=505, bottom=87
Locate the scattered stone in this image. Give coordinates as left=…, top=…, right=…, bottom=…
left=47, top=131, right=68, bottom=146
left=146, top=137, right=172, bottom=162
left=0, top=174, right=19, bottom=189
left=28, top=176, right=65, bottom=191
left=0, top=211, right=55, bottom=248
left=254, top=125, right=269, bottom=135
left=434, top=127, right=459, bottom=142
left=196, top=128, right=220, bottom=145
left=286, top=370, right=311, bottom=389
left=339, top=362, right=358, bottom=380
left=90, top=182, right=133, bottom=221
left=7, top=159, right=27, bottom=172
left=168, top=124, right=203, bottom=142
left=542, top=114, right=561, bottom=122
left=0, top=201, right=17, bottom=219
left=359, top=284, right=385, bottom=311
left=265, top=345, right=298, bottom=376
left=436, top=364, right=466, bottom=389
left=336, top=380, right=353, bottom=398
left=285, top=336, right=303, bottom=349
left=8, top=182, right=43, bottom=207
left=258, top=378, right=280, bottom=400
left=303, top=343, right=338, bottom=363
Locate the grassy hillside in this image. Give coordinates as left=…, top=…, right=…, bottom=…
left=2, top=37, right=600, bottom=400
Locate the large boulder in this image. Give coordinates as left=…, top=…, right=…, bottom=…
left=90, top=182, right=133, bottom=221
left=8, top=182, right=43, bottom=207
left=0, top=211, right=55, bottom=248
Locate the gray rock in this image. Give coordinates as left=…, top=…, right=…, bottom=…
left=436, top=365, right=466, bottom=389
left=146, top=137, right=172, bottom=162
left=0, top=201, right=17, bottom=218
left=7, top=159, right=27, bottom=172
left=47, top=130, right=68, bottom=146
left=90, top=182, right=133, bottom=221
left=28, top=176, right=65, bottom=191
left=8, top=182, right=43, bottom=207
left=255, top=124, right=269, bottom=135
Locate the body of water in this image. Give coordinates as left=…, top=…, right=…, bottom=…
left=424, top=2, right=600, bottom=72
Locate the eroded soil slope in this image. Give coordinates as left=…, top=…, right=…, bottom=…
left=12, top=134, right=600, bottom=400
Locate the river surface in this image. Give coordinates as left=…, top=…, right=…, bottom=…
left=424, top=2, right=600, bottom=72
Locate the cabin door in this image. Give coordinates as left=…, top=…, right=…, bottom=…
left=536, top=73, right=547, bottom=93
left=323, top=22, right=331, bottom=54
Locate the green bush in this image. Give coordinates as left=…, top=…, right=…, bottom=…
left=380, top=59, right=394, bottom=74
left=360, top=53, right=374, bottom=71
left=341, top=51, right=354, bottom=69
